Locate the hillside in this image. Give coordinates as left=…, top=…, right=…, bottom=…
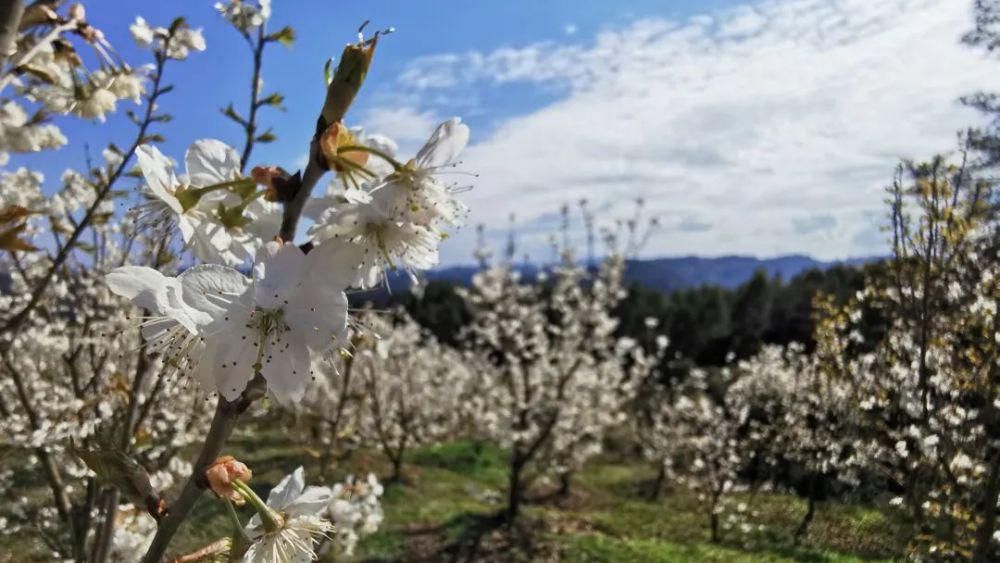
left=425, top=255, right=878, bottom=294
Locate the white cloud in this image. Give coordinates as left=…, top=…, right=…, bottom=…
left=361, top=106, right=440, bottom=153
left=564, top=24, right=578, bottom=36
left=378, top=0, right=999, bottom=263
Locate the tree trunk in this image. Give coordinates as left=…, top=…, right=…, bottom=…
left=389, top=455, right=403, bottom=484
left=793, top=474, right=817, bottom=546
left=507, top=457, right=524, bottom=523
left=557, top=472, right=572, bottom=499
left=90, top=490, right=120, bottom=563
left=709, top=489, right=721, bottom=543
left=710, top=511, right=720, bottom=543
left=973, top=450, right=1000, bottom=562
left=650, top=463, right=667, bottom=501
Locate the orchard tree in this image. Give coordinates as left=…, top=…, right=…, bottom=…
left=818, top=150, right=1000, bottom=560
left=354, top=309, right=470, bottom=482
left=461, top=253, right=648, bottom=520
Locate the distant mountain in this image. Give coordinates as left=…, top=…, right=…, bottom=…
left=424, top=254, right=880, bottom=294
left=0, top=255, right=880, bottom=301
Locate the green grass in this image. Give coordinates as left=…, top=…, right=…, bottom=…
left=2, top=430, right=909, bottom=562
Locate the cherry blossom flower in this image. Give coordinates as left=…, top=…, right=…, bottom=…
left=200, top=242, right=351, bottom=405
left=307, top=119, right=472, bottom=287
left=216, top=0, right=272, bottom=31
left=105, top=263, right=249, bottom=392
left=133, top=140, right=253, bottom=266
left=242, top=467, right=333, bottom=563
left=367, top=117, right=470, bottom=227
left=309, top=205, right=441, bottom=287
left=328, top=473, right=384, bottom=556
left=107, top=241, right=352, bottom=405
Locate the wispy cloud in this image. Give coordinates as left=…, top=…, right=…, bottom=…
left=368, top=0, right=999, bottom=263
left=361, top=106, right=441, bottom=154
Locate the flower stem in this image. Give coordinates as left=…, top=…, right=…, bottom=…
left=224, top=498, right=251, bottom=543
left=232, top=479, right=284, bottom=533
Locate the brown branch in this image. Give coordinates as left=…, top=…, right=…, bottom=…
left=0, top=50, right=172, bottom=338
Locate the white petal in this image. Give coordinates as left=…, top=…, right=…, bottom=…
left=253, top=242, right=307, bottom=308
left=286, top=486, right=333, bottom=517
left=185, top=139, right=241, bottom=188
left=106, top=267, right=199, bottom=332
left=189, top=220, right=247, bottom=266
left=136, top=145, right=182, bottom=214
left=414, top=118, right=469, bottom=169
left=260, top=337, right=311, bottom=405
left=210, top=309, right=258, bottom=400
left=286, top=287, right=348, bottom=351
left=305, top=240, right=366, bottom=290
left=106, top=266, right=171, bottom=311
left=179, top=264, right=250, bottom=321
left=267, top=466, right=306, bottom=509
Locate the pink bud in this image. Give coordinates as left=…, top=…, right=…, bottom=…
left=205, top=456, right=252, bottom=505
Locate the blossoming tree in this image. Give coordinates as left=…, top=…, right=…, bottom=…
left=0, top=1, right=474, bottom=560
left=460, top=251, right=649, bottom=520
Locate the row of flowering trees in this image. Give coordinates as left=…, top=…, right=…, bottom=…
left=3, top=1, right=1000, bottom=562
left=630, top=142, right=1000, bottom=560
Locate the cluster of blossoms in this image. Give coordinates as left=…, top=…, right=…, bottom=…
left=0, top=165, right=213, bottom=558
left=352, top=310, right=471, bottom=480
left=0, top=0, right=472, bottom=559
left=105, top=463, right=384, bottom=562
left=328, top=473, right=385, bottom=556
left=1, top=2, right=151, bottom=152
left=810, top=156, right=1000, bottom=559
left=130, top=139, right=281, bottom=266
left=129, top=17, right=206, bottom=61
left=307, top=118, right=470, bottom=288
left=290, top=306, right=472, bottom=483
left=108, top=113, right=472, bottom=407
left=216, top=0, right=273, bottom=32
left=637, top=338, right=863, bottom=545
left=638, top=364, right=761, bottom=543
left=459, top=251, right=652, bottom=518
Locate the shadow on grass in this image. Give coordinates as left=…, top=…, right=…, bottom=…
left=386, top=510, right=553, bottom=563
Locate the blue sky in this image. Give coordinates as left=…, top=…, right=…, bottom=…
left=16, top=0, right=1000, bottom=264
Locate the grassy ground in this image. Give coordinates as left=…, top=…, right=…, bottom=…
left=182, top=427, right=909, bottom=562
left=1, top=428, right=910, bottom=562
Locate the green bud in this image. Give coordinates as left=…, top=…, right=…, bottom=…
left=319, top=34, right=379, bottom=130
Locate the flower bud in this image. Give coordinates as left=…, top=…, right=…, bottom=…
left=205, top=456, right=252, bottom=505
left=251, top=165, right=285, bottom=201
left=319, top=122, right=368, bottom=172
left=320, top=33, right=380, bottom=127
left=68, top=3, right=86, bottom=22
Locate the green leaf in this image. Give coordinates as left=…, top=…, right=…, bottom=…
left=323, top=57, right=333, bottom=87
left=221, top=104, right=248, bottom=127
left=268, top=26, right=295, bottom=47
left=255, top=129, right=277, bottom=143
left=72, top=443, right=165, bottom=519
left=258, top=93, right=284, bottom=110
